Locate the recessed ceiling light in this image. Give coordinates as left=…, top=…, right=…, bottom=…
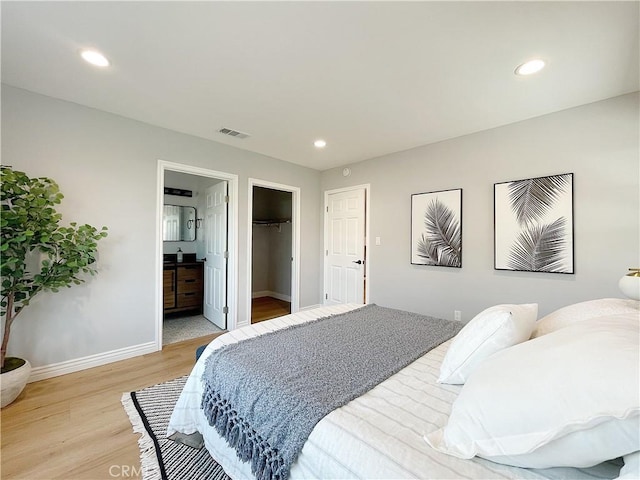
left=314, top=139, right=327, bottom=148
left=80, top=49, right=110, bottom=67
left=514, top=59, right=545, bottom=76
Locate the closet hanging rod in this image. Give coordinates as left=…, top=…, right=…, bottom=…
left=252, top=219, right=291, bottom=227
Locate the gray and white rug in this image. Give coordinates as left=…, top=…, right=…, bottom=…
left=122, top=376, right=230, bottom=480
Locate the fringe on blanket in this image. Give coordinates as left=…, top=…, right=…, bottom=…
left=202, top=389, right=287, bottom=480
left=120, top=392, right=163, bottom=480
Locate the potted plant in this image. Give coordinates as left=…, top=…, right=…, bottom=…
left=1, top=166, right=108, bottom=407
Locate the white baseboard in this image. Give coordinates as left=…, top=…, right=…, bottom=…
left=28, top=342, right=158, bottom=383
left=251, top=291, right=291, bottom=302
left=251, top=290, right=271, bottom=299
left=299, top=303, right=322, bottom=311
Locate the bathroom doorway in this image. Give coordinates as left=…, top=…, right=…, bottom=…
left=157, top=161, right=238, bottom=349
left=247, top=179, right=300, bottom=324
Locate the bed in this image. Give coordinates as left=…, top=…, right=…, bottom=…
left=168, top=301, right=639, bottom=480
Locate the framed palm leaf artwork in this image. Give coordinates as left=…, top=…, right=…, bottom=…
left=494, top=173, right=574, bottom=274
left=411, top=188, right=462, bottom=267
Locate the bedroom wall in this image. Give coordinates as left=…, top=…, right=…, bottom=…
left=1, top=85, right=322, bottom=369
left=321, top=93, right=640, bottom=321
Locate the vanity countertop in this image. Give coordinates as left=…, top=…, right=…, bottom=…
left=163, top=260, right=203, bottom=268
left=163, top=252, right=201, bottom=267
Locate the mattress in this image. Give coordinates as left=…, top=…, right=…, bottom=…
left=167, top=304, right=621, bottom=480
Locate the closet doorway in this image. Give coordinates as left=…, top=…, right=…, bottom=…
left=247, top=179, right=300, bottom=324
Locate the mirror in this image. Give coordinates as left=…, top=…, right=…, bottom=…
left=163, top=205, right=197, bottom=241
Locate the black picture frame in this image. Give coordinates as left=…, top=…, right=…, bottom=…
left=494, top=173, right=574, bottom=274
left=411, top=188, right=462, bottom=267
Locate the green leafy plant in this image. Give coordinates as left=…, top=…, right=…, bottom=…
left=0, top=166, right=108, bottom=372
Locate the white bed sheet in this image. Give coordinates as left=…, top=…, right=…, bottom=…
left=167, top=304, right=621, bottom=480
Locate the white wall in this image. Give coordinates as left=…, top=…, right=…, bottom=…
left=1, top=85, right=322, bottom=368
left=3, top=85, right=638, bottom=370
left=252, top=225, right=271, bottom=293
left=268, top=222, right=293, bottom=297
left=251, top=224, right=293, bottom=298
left=250, top=222, right=293, bottom=298
left=321, top=93, right=640, bottom=321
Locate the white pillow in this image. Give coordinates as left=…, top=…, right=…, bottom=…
left=618, top=451, right=640, bottom=479
left=437, top=303, right=538, bottom=384
left=532, top=298, right=639, bottom=338
left=425, top=313, right=640, bottom=469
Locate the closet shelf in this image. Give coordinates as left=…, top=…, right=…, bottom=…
left=252, top=219, right=291, bottom=228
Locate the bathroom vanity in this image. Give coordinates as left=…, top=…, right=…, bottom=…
left=163, top=255, right=204, bottom=315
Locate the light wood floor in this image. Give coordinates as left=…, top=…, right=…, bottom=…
left=1, top=333, right=223, bottom=480
left=1, top=300, right=292, bottom=479
left=251, top=296, right=291, bottom=324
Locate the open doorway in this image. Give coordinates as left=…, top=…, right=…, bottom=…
left=247, top=179, right=300, bottom=324
left=157, top=161, right=238, bottom=349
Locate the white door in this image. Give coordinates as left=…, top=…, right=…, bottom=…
left=203, top=181, right=228, bottom=329
left=163, top=205, right=180, bottom=241
left=325, top=188, right=366, bottom=305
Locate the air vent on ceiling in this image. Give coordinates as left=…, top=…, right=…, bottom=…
left=217, top=127, right=250, bottom=139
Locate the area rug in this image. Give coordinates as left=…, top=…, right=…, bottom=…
left=121, top=376, right=230, bottom=480
left=163, top=314, right=225, bottom=345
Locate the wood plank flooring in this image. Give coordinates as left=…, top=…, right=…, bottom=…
left=251, top=296, right=291, bottom=324
left=1, top=333, right=223, bottom=480
left=2, top=299, right=292, bottom=479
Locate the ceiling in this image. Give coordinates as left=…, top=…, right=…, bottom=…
left=2, top=2, right=638, bottom=171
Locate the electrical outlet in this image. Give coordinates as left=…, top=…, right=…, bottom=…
left=454, top=310, right=462, bottom=321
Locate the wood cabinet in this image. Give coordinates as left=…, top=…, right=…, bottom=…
left=163, top=262, right=203, bottom=314
left=163, top=269, right=176, bottom=309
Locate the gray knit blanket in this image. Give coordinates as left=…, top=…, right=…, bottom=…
left=201, top=304, right=461, bottom=480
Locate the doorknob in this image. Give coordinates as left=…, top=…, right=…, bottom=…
left=352, top=260, right=363, bottom=264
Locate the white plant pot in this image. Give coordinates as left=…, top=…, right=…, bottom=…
left=1, top=359, right=32, bottom=408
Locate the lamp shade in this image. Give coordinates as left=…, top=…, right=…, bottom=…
left=619, top=268, right=640, bottom=300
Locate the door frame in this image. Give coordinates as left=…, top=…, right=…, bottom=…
left=156, top=160, right=239, bottom=349
left=246, top=178, right=300, bottom=327
left=323, top=184, right=371, bottom=305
